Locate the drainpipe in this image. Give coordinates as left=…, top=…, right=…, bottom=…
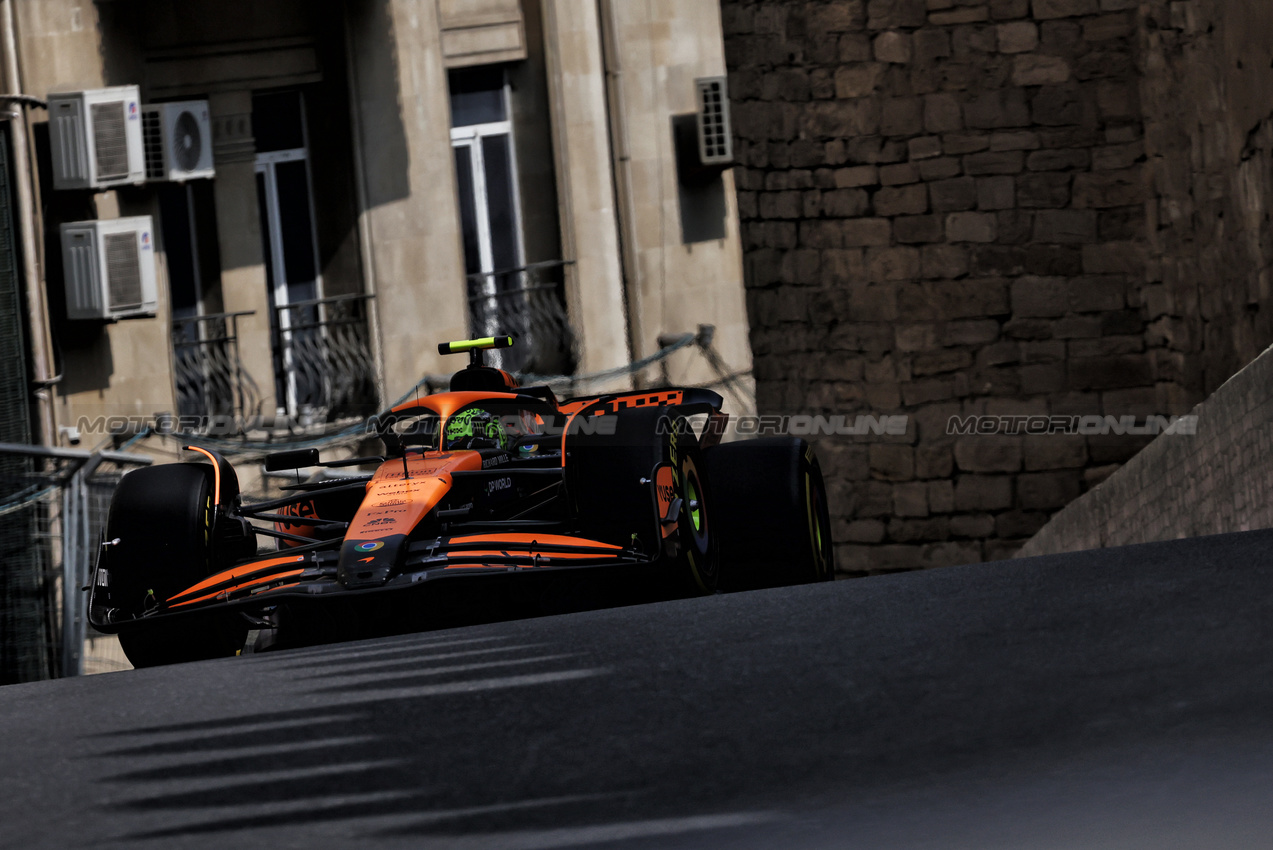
left=1, top=0, right=57, bottom=448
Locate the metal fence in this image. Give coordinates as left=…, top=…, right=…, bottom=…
left=172, top=310, right=262, bottom=427
left=274, top=294, right=379, bottom=423
left=0, top=443, right=152, bottom=683
left=467, top=260, right=577, bottom=375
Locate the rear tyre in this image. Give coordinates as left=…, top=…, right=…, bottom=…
left=703, top=438, right=835, bottom=591
left=106, top=464, right=246, bottom=668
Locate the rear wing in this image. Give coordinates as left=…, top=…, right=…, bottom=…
left=558, top=387, right=724, bottom=416
left=558, top=387, right=728, bottom=449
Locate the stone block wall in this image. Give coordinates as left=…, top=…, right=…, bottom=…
left=721, top=0, right=1273, bottom=572
left=1020, top=340, right=1273, bottom=557
left=1138, top=0, right=1273, bottom=397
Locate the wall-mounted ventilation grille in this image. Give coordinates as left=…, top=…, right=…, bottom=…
left=695, top=77, right=733, bottom=165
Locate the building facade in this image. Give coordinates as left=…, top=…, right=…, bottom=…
left=0, top=0, right=752, bottom=679
left=3, top=0, right=752, bottom=451
left=722, top=0, right=1273, bottom=571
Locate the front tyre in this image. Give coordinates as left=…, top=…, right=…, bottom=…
left=704, top=438, right=835, bottom=591
left=106, top=464, right=246, bottom=667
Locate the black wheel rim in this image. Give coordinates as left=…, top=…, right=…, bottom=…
left=681, top=457, right=715, bottom=590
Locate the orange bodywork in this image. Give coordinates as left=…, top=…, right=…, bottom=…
left=557, top=390, right=684, bottom=416
left=184, top=446, right=222, bottom=503
left=167, top=554, right=309, bottom=607
left=168, top=570, right=307, bottom=608
left=391, top=391, right=525, bottom=420
left=448, top=533, right=621, bottom=549
left=346, top=451, right=483, bottom=541
left=442, top=533, right=624, bottom=568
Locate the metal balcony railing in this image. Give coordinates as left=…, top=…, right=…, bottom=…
left=172, top=311, right=261, bottom=427
left=466, top=260, right=577, bottom=375
left=273, top=293, right=379, bottom=422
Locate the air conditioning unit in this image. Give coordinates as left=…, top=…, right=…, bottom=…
left=48, top=86, right=146, bottom=190
left=60, top=217, right=158, bottom=320
left=694, top=77, right=733, bottom=166
left=142, top=101, right=215, bottom=182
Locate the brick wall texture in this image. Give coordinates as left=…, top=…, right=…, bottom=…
left=722, top=0, right=1273, bottom=572
left=1019, top=340, right=1273, bottom=556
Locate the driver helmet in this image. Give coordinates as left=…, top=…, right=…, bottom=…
left=444, top=408, right=510, bottom=451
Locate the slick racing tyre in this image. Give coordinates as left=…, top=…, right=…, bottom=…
left=105, top=464, right=246, bottom=668
left=703, top=437, right=834, bottom=591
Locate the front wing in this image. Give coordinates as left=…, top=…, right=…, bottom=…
left=89, top=532, right=653, bottom=632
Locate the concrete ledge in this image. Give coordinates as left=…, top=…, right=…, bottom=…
left=1020, top=341, right=1273, bottom=557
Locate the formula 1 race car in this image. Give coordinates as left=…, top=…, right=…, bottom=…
left=89, top=336, right=834, bottom=667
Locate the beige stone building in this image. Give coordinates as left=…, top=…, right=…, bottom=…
left=2, top=0, right=752, bottom=453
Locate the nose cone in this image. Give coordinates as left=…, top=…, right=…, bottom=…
left=337, top=536, right=401, bottom=588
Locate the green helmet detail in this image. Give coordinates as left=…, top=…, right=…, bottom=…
left=444, top=408, right=509, bottom=450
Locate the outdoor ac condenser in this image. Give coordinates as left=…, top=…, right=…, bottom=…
left=142, top=100, right=215, bottom=182
left=60, top=217, right=158, bottom=320
left=48, top=86, right=146, bottom=190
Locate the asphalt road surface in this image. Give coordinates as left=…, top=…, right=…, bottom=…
left=4, top=528, right=1273, bottom=849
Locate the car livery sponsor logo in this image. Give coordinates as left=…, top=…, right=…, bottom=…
left=364, top=518, right=396, bottom=528
left=482, top=455, right=508, bottom=469
left=655, top=464, right=677, bottom=538
left=356, top=541, right=385, bottom=552
left=655, top=465, right=675, bottom=517
left=486, top=477, right=512, bottom=495
left=383, top=466, right=447, bottom=480
left=668, top=426, right=680, bottom=487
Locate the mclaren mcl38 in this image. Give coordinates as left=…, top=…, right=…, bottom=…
left=89, top=336, right=834, bottom=667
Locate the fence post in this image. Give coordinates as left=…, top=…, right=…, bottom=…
left=58, top=458, right=86, bottom=677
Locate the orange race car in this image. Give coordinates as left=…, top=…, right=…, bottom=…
left=88, top=336, right=834, bottom=667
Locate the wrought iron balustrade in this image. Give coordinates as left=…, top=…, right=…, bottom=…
left=466, top=260, right=577, bottom=375
left=172, top=311, right=260, bottom=428
left=273, top=293, right=379, bottom=422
